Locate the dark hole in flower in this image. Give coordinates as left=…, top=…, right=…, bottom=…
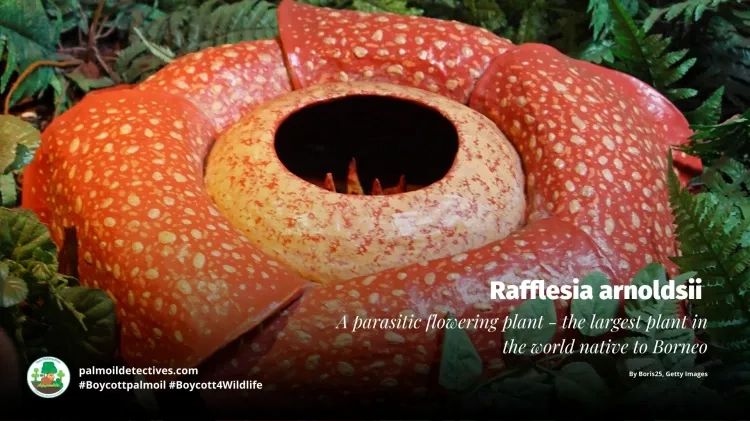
left=274, top=95, right=459, bottom=195
left=58, top=227, right=79, bottom=279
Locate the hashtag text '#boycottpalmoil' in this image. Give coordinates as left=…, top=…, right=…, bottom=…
left=79, top=380, right=262, bottom=392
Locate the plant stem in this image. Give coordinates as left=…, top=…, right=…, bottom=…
left=87, top=0, right=107, bottom=62
left=3, top=60, right=83, bottom=115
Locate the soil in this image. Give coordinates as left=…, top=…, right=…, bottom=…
left=30, top=382, right=62, bottom=394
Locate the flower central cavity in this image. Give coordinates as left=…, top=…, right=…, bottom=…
left=274, top=95, right=460, bottom=195
left=205, top=82, right=525, bottom=285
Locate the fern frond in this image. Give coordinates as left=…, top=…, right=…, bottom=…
left=117, top=0, right=280, bottom=83
left=685, top=86, right=725, bottom=125
left=607, top=0, right=698, bottom=103
left=587, top=0, right=639, bottom=40
left=510, top=0, right=544, bottom=44
left=461, top=0, right=506, bottom=32
left=691, top=16, right=750, bottom=116
left=573, top=38, right=615, bottom=64
left=646, top=0, right=733, bottom=27
left=668, top=152, right=750, bottom=360
left=682, top=111, right=750, bottom=167
left=698, top=157, right=750, bottom=198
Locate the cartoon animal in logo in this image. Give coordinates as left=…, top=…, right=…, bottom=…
left=27, top=357, right=69, bottom=398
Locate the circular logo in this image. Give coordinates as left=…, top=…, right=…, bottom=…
left=27, top=356, right=70, bottom=398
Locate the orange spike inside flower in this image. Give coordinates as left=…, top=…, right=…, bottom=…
left=383, top=175, right=406, bottom=195
left=346, top=158, right=364, bottom=195
left=323, top=172, right=336, bottom=192
left=371, top=178, right=383, bottom=195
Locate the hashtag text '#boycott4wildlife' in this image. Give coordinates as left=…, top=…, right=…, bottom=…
left=79, top=380, right=262, bottom=392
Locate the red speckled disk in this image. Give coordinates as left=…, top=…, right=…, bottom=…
left=27, top=89, right=309, bottom=371
left=137, top=40, right=293, bottom=132
left=469, top=43, right=684, bottom=281
left=277, top=0, right=514, bottom=104
left=205, top=82, right=526, bottom=284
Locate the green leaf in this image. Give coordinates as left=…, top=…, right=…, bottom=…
left=689, top=16, right=750, bottom=116
left=0, top=0, right=61, bottom=106
left=574, top=39, right=615, bottom=64
left=656, top=324, right=697, bottom=370
left=685, top=86, right=725, bottom=125
left=682, top=111, right=750, bottom=168
left=555, top=362, right=611, bottom=408
left=514, top=0, right=546, bottom=45
left=133, top=27, right=175, bottom=64
left=438, top=312, right=483, bottom=391
left=570, top=272, right=619, bottom=336
left=588, top=0, right=639, bottom=40
left=673, top=271, right=699, bottom=283
left=117, top=0, right=281, bottom=83
left=38, top=286, right=117, bottom=367
left=607, top=0, right=698, bottom=103
left=504, top=298, right=557, bottom=354
left=648, top=0, right=732, bottom=26
left=352, top=0, right=423, bottom=15
left=1, top=274, right=28, bottom=308
left=0, top=208, right=58, bottom=274
left=623, top=263, right=670, bottom=335
left=64, top=71, right=116, bottom=93
left=0, top=172, right=16, bottom=207
left=667, top=151, right=750, bottom=360
left=462, top=0, right=506, bottom=32
left=630, top=263, right=668, bottom=289
left=0, top=115, right=41, bottom=174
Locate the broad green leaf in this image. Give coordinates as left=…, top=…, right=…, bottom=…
left=630, top=263, right=668, bottom=289
left=623, top=263, right=671, bottom=335
left=0, top=172, right=16, bottom=207
left=39, top=286, right=117, bottom=367
left=438, top=313, right=483, bottom=391
left=0, top=208, right=58, bottom=276
left=570, top=272, right=619, bottom=336
left=0, top=274, right=28, bottom=308
left=504, top=298, right=557, bottom=353
left=555, top=362, right=611, bottom=407
left=673, top=271, right=698, bottom=283
left=0, top=115, right=41, bottom=174
left=64, top=71, right=115, bottom=93
left=0, top=0, right=61, bottom=105
left=132, top=28, right=175, bottom=64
